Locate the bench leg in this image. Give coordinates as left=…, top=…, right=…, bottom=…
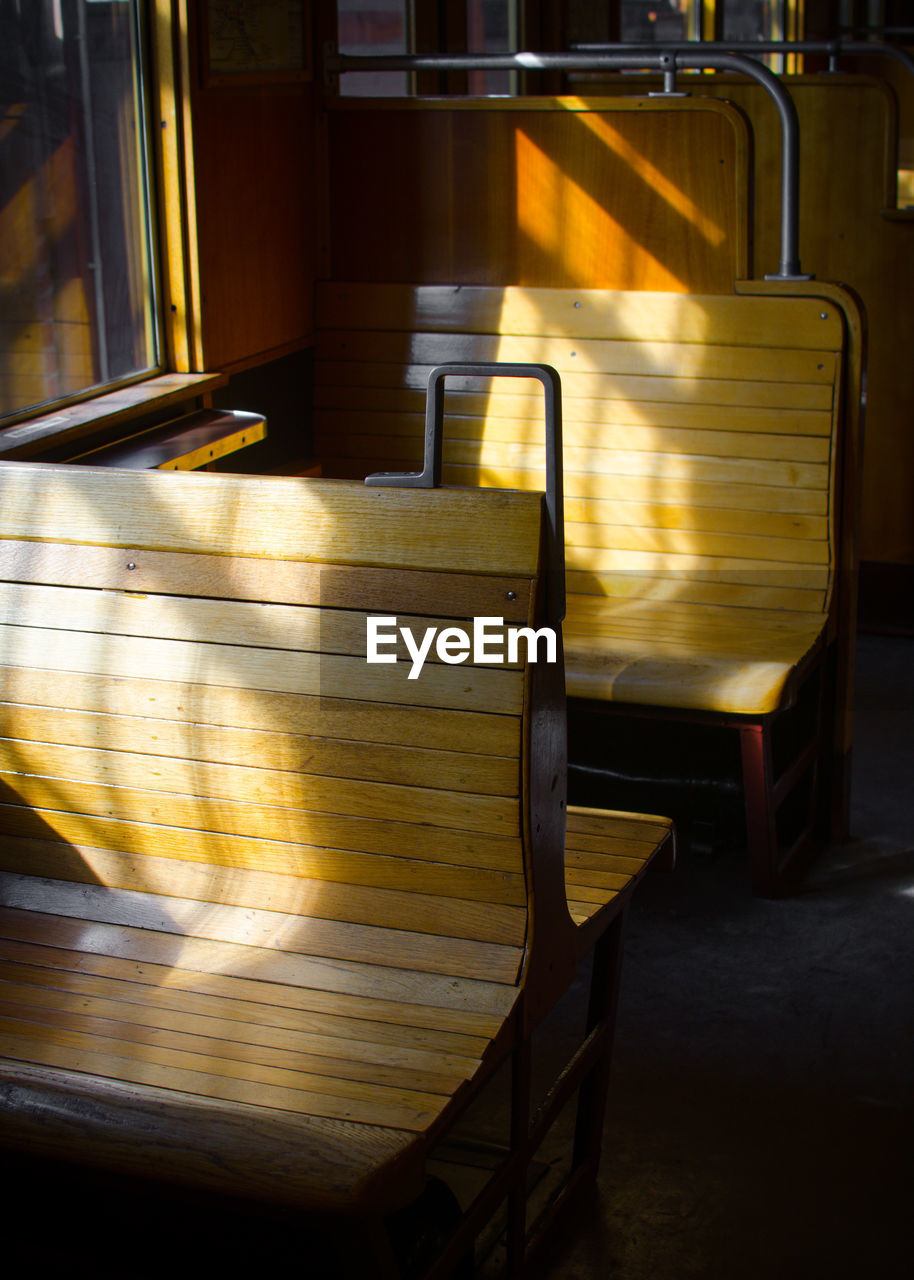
left=572, top=910, right=626, bottom=1177
left=506, top=1034, right=533, bottom=1278
left=740, top=722, right=781, bottom=897
left=739, top=679, right=825, bottom=897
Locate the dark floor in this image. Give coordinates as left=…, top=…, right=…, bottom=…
left=539, top=632, right=914, bottom=1280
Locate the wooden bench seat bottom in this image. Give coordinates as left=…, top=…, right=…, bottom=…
left=0, top=801, right=674, bottom=1213
left=0, top=891, right=504, bottom=1213
left=0, top=465, right=676, bottom=1259
left=565, top=806, right=674, bottom=929
left=564, top=595, right=825, bottom=715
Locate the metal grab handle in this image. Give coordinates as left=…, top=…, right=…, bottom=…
left=365, top=361, right=565, bottom=622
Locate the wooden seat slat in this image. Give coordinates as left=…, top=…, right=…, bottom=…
left=0, top=581, right=535, bottom=664
left=0, top=923, right=508, bottom=1040
left=0, top=771, right=521, bottom=850
left=0, top=966, right=485, bottom=1078
left=564, top=522, right=829, bottom=566
left=316, top=282, right=845, bottom=349
left=0, top=624, right=525, bottom=714
left=0, top=803, right=527, bottom=907
left=0, top=1025, right=445, bottom=1131
left=0, top=466, right=544, bottom=576
left=318, top=430, right=831, bottom=493
left=0, top=803, right=526, bottom=887
left=1, top=1058, right=426, bottom=1215
left=0, top=874, right=524, bottom=984
left=317, top=413, right=835, bottom=458
left=562, top=551, right=829, bottom=590
left=461, top=466, right=833, bottom=519
left=0, top=908, right=521, bottom=1019
left=0, top=538, right=534, bottom=622
left=0, top=672, right=522, bottom=757
left=0, top=734, right=521, bottom=814
left=563, top=572, right=826, bottom=614
left=317, top=340, right=836, bottom=389
left=0, top=952, right=491, bottom=1059
left=315, top=374, right=837, bottom=415
left=0, top=705, right=518, bottom=796
left=565, top=623, right=823, bottom=661
left=563, top=806, right=674, bottom=935
left=564, top=502, right=828, bottom=540
left=0, top=990, right=470, bottom=1097
left=0, top=844, right=525, bottom=946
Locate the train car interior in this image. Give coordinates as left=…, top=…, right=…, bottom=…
left=0, top=2, right=911, bottom=1277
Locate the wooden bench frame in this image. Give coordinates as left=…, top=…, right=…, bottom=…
left=312, top=278, right=865, bottom=897
left=0, top=373, right=673, bottom=1276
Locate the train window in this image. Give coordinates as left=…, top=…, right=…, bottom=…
left=467, top=0, right=519, bottom=95
left=720, top=0, right=785, bottom=41
left=619, top=1, right=701, bottom=41
left=718, top=0, right=802, bottom=69
left=0, top=0, right=159, bottom=427
left=337, top=0, right=412, bottom=95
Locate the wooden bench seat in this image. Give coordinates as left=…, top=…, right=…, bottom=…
left=564, top=805, right=674, bottom=937
left=0, top=458, right=673, bottom=1273
left=313, top=281, right=864, bottom=895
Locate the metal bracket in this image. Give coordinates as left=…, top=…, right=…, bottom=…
left=366, top=362, right=565, bottom=623
left=648, top=52, right=690, bottom=98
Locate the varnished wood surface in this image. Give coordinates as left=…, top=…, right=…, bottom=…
left=0, top=463, right=674, bottom=1217
left=325, top=96, right=749, bottom=292
left=565, top=806, right=675, bottom=944
left=313, top=281, right=851, bottom=715
left=570, top=72, right=911, bottom=566
left=69, top=409, right=266, bottom=471
left=188, top=0, right=316, bottom=372
left=0, top=374, right=225, bottom=460
left=0, top=468, right=539, bottom=1200
left=0, top=463, right=543, bottom=576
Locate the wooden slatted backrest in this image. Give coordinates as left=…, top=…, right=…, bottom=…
left=0, top=463, right=553, bottom=1005
left=314, top=283, right=847, bottom=618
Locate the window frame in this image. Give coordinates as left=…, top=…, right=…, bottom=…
left=0, top=0, right=218, bottom=461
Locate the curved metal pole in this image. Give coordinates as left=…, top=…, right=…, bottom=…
left=577, top=39, right=914, bottom=83
left=328, top=48, right=810, bottom=280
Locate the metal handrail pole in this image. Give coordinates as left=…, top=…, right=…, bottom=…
left=328, top=48, right=809, bottom=279
left=574, top=39, right=914, bottom=83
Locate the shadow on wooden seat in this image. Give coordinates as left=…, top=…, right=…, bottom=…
left=313, top=280, right=864, bottom=897
left=0, top=453, right=672, bottom=1275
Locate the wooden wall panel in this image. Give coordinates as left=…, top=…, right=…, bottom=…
left=571, top=73, right=914, bottom=567
left=187, top=6, right=317, bottom=376
left=325, top=98, right=749, bottom=294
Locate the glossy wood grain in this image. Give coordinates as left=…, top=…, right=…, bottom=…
left=0, top=461, right=673, bottom=1224
left=325, top=97, right=749, bottom=292
left=313, top=281, right=851, bottom=715
left=569, top=73, right=912, bottom=567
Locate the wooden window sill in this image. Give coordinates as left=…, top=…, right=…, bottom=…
left=0, top=373, right=227, bottom=461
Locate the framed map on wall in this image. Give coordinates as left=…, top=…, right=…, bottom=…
left=202, top=1, right=310, bottom=85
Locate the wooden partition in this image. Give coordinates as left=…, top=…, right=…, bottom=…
left=323, top=97, right=750, bottom=294
left=569, top=72, right=914, bottom=573
left=186, top=12, right=317, bottom=374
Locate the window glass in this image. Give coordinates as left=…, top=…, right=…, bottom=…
left=0, top=0, right=158, bottom=424
left=619, top=0, right=699, bottom=41
left=720, top=0, right=784, bottom=41
left=338, top=0, right=410, bottom=96
left=467, top=0, right=517, bottom=96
